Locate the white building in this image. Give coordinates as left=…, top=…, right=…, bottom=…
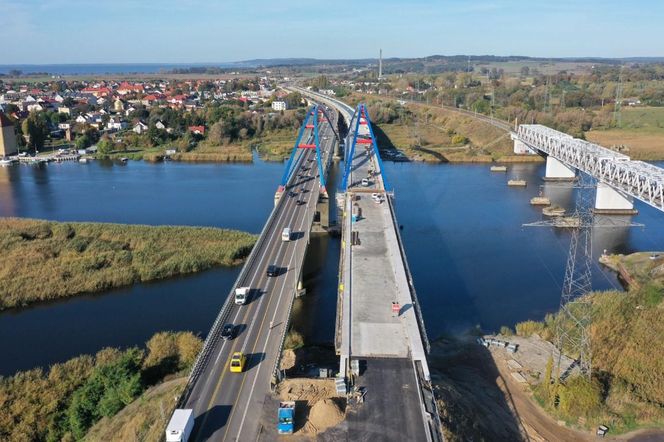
left=133, top=121, right=148, bottom=134
left=272, top=101, right=287, bottom=111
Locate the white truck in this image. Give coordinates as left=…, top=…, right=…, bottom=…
left=234, top=287, right=250, bottom=305
left=165, top=409, right=194, bottom=442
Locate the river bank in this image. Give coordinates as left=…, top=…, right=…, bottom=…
left=0, top=218, right=256, bottom=310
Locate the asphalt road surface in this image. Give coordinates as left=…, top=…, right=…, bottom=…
left=185, top=113, right=337, bottom=441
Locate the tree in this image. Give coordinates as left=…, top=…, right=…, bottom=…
left=74, top=134, right=89, bottom=150
left=96, top=137, right=113, bottom=155
left=21, top=113, right=49, bottom=150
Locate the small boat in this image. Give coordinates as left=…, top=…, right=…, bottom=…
left=79, top=157, right=88, bottom=163
left=0, top=158, right=15, bottom=167
left=490, top=165, right=507, bottom=172
left=119, top=157, right=129, bottom=162
left=508, top=179, right=527, bottom=187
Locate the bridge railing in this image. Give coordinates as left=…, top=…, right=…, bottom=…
left=177, top=128, right=323, bottom=406
left=518, top=124, right=664, bottom=212
left=177, top=188, right=287, bottom=407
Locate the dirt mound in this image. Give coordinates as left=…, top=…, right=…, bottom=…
left=280, top=349, right=296, bottom=370
left=307, top=398, right=345, bottom=433
left=276, top=378, right=337, bottom=403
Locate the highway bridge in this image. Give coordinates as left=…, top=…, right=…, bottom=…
left=178, top=104, right=338, bottom=441
left=298, top=90, right=443, bottom=441
left=169, top=89, right=442, bottom=441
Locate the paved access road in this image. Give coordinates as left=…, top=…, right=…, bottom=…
left=185, top=114, right=337, bottom=441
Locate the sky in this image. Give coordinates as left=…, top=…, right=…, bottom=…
left=1, top=0, right=663, bottom=64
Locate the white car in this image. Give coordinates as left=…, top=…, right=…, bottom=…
left=361, top=178, right=369, bottom=187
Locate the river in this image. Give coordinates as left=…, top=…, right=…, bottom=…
left=1, top=157, right=664, bottom=376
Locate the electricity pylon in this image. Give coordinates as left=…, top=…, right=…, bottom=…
left=524, top=175, right=642, bottom=380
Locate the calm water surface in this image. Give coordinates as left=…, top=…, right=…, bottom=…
left=1, top=158, right=664, bottom=375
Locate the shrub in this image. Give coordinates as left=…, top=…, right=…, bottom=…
left=284, top=330, right=304, bottom=350
left=515, top=320, right=546, bottom=337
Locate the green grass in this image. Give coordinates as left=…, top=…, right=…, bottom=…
left=620, top=107, right=664, bottom=129
left=0, top=218, right=256, bottom=309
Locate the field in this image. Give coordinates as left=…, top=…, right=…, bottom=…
left=0, top=218, right=256, bottom=309
left=476, top=60, right=597, bottom=76
left=585, top=107, right=664, bottom=160
left=171, top=144, right=253, bottom=162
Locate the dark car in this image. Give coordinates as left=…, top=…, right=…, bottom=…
left=221, top=324, right=235, bottom=340
left=296, top=199, right=305, bottom=206
left=267, top=264, right=279, bottom=277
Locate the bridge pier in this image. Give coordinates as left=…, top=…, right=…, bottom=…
left=594, top=182, right=637, bottom=215
left=511, top=134, right=536, bottom=154
left=544, top=156, right=576, bottom=181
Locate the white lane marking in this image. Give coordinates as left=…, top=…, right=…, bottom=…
left=234, top=152, right=317, bottom=438
left=236, top=148, right=312, bottom=356
left=196, top=149, right=310, bottom=410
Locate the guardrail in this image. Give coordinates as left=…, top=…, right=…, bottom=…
left=270, top=119, right=337, bottom=386
left=177, top=190, right=286, bottom=407
left=177, top=144, right=313, bottom=407
left=270, top=188, right=317, bottom=387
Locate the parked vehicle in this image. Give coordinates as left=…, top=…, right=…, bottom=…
left=165, top=409, right=194, bottom=442
left=282, top=227, right=291, bottom=242
left=234, top=287, right=249, bottom=305
left=230, top=352, right=246, bottom=373
left=277, top=401, right=295, bottom=434
left=221, top=324, right=235, bottom=340
left=361, top=178, right=369, bottom=187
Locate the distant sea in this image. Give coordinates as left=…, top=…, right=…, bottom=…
left=0, top=63, right=238, bottom=76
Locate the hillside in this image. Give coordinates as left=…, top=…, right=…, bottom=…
left=346, top=94, right=534, bottom=163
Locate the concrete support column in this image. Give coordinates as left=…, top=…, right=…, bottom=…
left=544, top=156, right=576, bottom=181
left=511, top=133, right=536, bottom=154
left=594, top=182, right=637, bottom=215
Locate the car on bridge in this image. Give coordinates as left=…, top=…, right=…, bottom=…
left=221, top=324, right=235, bottom=340
left=267, top=264, right=279, bottom=277
left=230, top=352, right=246, bottom=373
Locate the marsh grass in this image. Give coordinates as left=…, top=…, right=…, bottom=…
left=0, top=218, right=256, bottom=309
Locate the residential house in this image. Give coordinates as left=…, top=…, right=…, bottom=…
left=271, top=100, right=287, bottom=111
left=133, top=121, right=148, bottom=134
left=106, top=117, right=127, bottom=131
left=155, top=120, right=167, bottom=130
left=188, top=125, right=205, bottom=136
left=75, top=114, right=89, bottom=124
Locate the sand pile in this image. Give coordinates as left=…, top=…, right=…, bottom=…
left=307, top=398, right=345, bottom=433
left=280, top=349, right=296, bottom=370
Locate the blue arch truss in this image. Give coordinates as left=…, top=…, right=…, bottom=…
left=278, top=104, right=337, bottom=195
left=340, top=103, right=390, bottom=192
